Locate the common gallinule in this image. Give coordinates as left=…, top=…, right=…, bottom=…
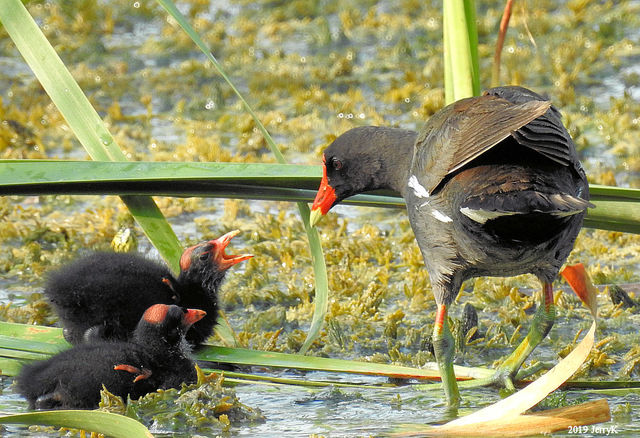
left=16, top=304, right=205, bottom=409
left=309, top=86, right=593, bottom=406
left=45, top=230, right=252, bottom=347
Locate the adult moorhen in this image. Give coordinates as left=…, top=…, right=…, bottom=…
left=16, top=304, right=205, bottom=410
left=309, top=86, right=593, bottom=407
left=45, top=230, right=252, bottom=347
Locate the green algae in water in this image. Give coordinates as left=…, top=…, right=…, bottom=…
left=100, top=368, right=264, bottom=435
left=2, top=0, right=640, bottom=435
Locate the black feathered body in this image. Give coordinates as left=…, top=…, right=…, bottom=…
left=16, top=342, right=156, bottom=409
left=405, top=86, right=590, bottom=305
left=45, top=252, right=178, bottom=344
left=17, top=305, right=198, bottom=410
left=45, top=251, right=223, bottom=346
left=16, top=336, right=196, bottom=410
left=320, top=86, right=591, bottom=307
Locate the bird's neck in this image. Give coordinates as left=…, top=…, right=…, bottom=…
left=178, top=270, right=225, bottom=298
left=369, top=127, right=417, bottom=195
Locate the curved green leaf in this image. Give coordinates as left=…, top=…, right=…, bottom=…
left=155, top=0, right=329, bottom=354
left=1, top=160, right=639, bottom=233
left=443, top=0, right=479, bottom=103
left=0, top=0, right=182, bottom=273
left=0, top=411, right=153, bottom=438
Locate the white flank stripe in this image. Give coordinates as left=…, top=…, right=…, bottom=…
left=460, top=207, right=518, bottom=224
left=431, top=209, right=453, bottom=223
left=408, top=175, right=430, bottom=198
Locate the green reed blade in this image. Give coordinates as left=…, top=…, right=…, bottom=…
left=0, top=347, right=53, bottom=361
left=0, top=411, right=153, bottom=438
left=443, top=0, right=479, bottom=104
left=0, top=320, right=65, bottom=345
left=204, top=368, right=397, bottom=389
left=0, top=0, right=182, bottom=273
left=155, top=0, right=328, bottom=354
left=1, top=160, right=638, bottom=233
left=196, top=345, right=492, bottom=380
left=0, top=321, right=493, bottom=381
left=0, top=357, right=24, bottom=377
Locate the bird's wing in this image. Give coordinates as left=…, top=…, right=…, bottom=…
left=410, top=95, right=551, bottom=195
left=483, top=87, right=576, bottom=167
left=509, top=115, right=574, bottom=166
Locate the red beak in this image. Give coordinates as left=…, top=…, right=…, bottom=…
left=182, top=308, right=207, bottom=328
left=210, top=230, right=253, bottom=271
left=310, top=158, right=337, bottom=226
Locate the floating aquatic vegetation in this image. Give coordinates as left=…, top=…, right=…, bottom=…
left=2, top=0, right=640, bottom=434
left=100, top=368, right=264, bottom=435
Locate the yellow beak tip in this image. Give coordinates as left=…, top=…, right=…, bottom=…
left=309, top=208, right=323, bottom=227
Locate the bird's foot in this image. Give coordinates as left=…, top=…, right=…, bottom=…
left=514, top=362, right=552, bottom=381
left=34, top=391, right=64, bottom=410
left=62, top=327, right=82, bottom=344
left=114, top=364, right=152, bottom=382
left=482, top=282, right=557, bottom=394
left=432, top=304, right=461, bottom=409
left=83, top=325, right=107, bottom=343
left=489, top=367, right=517, bottom=393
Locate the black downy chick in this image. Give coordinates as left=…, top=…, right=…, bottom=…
left=16, top=304, right=205, bottom=410
left=45, top=230, right=252, bottom=346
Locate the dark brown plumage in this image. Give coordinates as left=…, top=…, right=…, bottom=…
left=310, top=86, right=593, bottom=406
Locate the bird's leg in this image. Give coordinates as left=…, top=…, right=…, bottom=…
left=114, top=364, right=152, bottom=383
left=83, top=325, right=106, bottom=343
left=34, top=392, right=64, bottom=410
left=62, top=327, right=81, bottom=344
left=433, top=304, right=461, bottom=408
left=492, top=282, right=555, bottom=390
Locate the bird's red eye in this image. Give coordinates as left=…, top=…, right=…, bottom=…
left=332, top=159, right=343, bottom=170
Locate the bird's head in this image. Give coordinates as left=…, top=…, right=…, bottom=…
left=180, top=230, right=253, bottom=274
left=177, top=231, right=253, bottom=294
left=135, top=304, right=206, bottom=347
left=310, top=127, right=389, bottom=226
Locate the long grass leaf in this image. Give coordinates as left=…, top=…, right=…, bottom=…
left=1, top=160, right=639, bottom=233
left=443, top=1, right=454, bottom=104
left=0, top=334, right=68, bottom=355
left=198, top=345, right=492, bottom=380
left=583, top=199, right=640, bottom=234
left=0, top=411, right=153, bottom=438
left=463, top=0, right=480, bottom=95
left=588, top=184, right=640, bottom=201
left=0, top=358, right=24, bottom=377
left=443, top=0, right=476, bottom=103
left=563, top=380, right=640, bottom=389
left=155, top=0, right=328, bottom=354
left=0, top=321, right=493, bottom=381
left=207, top=369, right=397, bottom=389
left=395, top=399, right=610, bottom=437
left=0, top=321, right=69, bottom=346
left=0, top=0, right=182, bottom=272
left=0, top=347, right=51, bottom=361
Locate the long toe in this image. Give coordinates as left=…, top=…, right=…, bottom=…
left=35, top=392, right=64, bottom=410
left=490, top=368, right=517, bottom=393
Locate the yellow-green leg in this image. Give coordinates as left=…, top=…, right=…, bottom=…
left=433, top=304, right=461, bottom=407
left=492, top=282, right=556, bottom=390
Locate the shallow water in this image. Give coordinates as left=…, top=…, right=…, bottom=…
left=1, top=0, right=640, bottom=436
